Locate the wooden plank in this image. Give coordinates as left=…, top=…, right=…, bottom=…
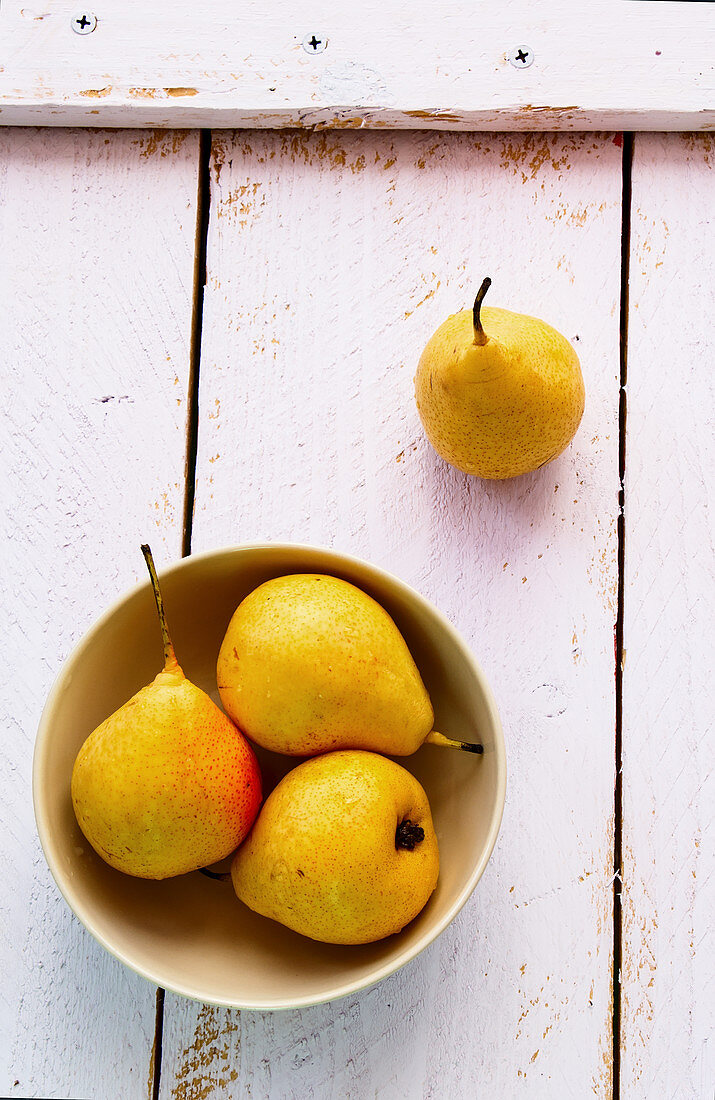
left=621, top=133, right=714, bottom=1097
left=159, top=129, right=623, bottom=1096
left=0, top=0, right=713, bottom=130
left=0, top=127, right=198, bottom=1098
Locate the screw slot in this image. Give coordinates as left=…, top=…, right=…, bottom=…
left=508, top=45, right=534, bottom=68
left=301, top=33, right=327, bottom=54
left=71, top=11, right=97, bottom=34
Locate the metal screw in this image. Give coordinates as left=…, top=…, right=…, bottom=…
left=302, top=33, right=327, bottom=54
left=71, top=11, right=97, bottom=34
left=508, top=45, right=534, bottom=68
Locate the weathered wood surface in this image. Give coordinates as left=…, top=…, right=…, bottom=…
left=157, top=129, right=623, bottom=1098
left=2, top=125, right=711, bottom=1099
left=1, top=0, right=714, bottom=130
left=621, top=132, right=714, bottom=1098
left=0, top=127, right=198, bottom=1098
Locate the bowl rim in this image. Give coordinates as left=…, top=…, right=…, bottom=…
left=33, top=540, right=507, bottom=1011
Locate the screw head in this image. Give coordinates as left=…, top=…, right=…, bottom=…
left=508, top=45, right=534, bottom=68
left=71, top=11, right=97, bottom=34
left=301, top=33, right=327, bottom=54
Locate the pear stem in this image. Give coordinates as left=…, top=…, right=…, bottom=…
left=425, top=730, right=484, bottom=755
left=472, top=277, right=492, bottom=347
left=141, top=544, right=177, bottom=668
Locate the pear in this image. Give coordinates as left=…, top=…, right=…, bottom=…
left=71, top=546, right=262, bottom=879
left=217, top=573, right=481, bottom=757
left=414, top=278, right=585, bottom=479
left=232, top=750, right=439, bottom=944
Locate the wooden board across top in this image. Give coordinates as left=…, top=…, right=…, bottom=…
left=0, top=0, right=714, bottom=130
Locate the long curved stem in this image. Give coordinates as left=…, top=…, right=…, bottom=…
left=141, top=544, right=177, bottom=668
left=472, top=277, right=492, bottom=346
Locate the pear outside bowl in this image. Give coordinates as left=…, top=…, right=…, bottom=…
left=34, top=544, right=506, bottom=1011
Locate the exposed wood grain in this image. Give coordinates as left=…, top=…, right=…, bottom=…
left=621, top=133, right=714, bottom=1097
left=158, top=129, right=622, bottom=1097
left=0, top=127, right=199, bottom=1098
left=0, top=0, right=713, bottom=129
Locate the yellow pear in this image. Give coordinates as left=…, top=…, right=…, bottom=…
left=71, top=546, right=262, bottom=879
left=414, top=278, right=585, bottom=478
left=232, top=750, right=439, bottom=944
left=217, top=573, right=481, bottom=757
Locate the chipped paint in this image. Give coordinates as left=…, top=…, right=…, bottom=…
left=404, top=109, right=462, bottom=123
left=212, top=133, right=228, bottom=185
left=128, top=87, right=162, bottom=99
left=79, top=86, right=112, bottom=98
left=404, top=286, right=437, bottom=318
left=220, top=179, right=266, bottom=227
left=497, top=132, right=597, bottom=182
left=327, top=116, right=366, bottom=129
left=519, top=105, right=580, bottom=113
left=683, top=131, right=713, bottom=165
left=147, top=1032, right=157, bottom=1100
left=134, top=129, right=190, bottom=159
left=276, top=130, right=369, bottom=173
left=171, top=1005, right=240, bottom=1100
left=125, top=86, right=197, bottom=100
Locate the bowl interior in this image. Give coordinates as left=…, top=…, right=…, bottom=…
left=34, top=545, right=504, bottom=1009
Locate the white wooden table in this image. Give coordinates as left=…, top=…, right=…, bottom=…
left=1, top=123, right=712, bottom=1098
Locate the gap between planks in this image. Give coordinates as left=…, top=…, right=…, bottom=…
left=613, top=130, right=634, bottom=1100
left=149, top=127, right=213, bottom=1100
left=151, top=988, right=166, bottom=1100
left=181, top=128, right=213, bottom=559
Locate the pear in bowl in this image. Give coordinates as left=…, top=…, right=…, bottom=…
left=232, top=750, right=439, bottom=945
left=217, top=572, right=482, bottom=758
left=71, top=546, right=262, bottom=879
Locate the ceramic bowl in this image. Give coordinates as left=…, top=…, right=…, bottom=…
left=34, top=543, right=505, bottom=1010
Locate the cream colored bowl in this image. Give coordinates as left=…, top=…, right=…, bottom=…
left=34, top=544, right=505, bottom=1010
